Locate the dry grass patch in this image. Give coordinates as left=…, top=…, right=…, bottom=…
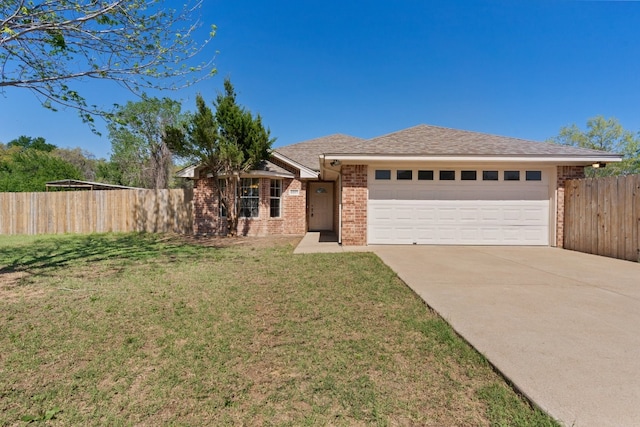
left=0, top=233, right=557, bottom=426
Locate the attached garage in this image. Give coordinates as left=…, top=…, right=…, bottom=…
left=367, top=167, right=553, bottom=245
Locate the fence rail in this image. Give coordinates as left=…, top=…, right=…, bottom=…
left=564, top=175, right=640, bottom=262
left=0, top=189, right=193, bottom=235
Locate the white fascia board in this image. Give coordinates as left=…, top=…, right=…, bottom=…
left=322, top=154, right=622, bottom=164
left=270, top=152, right=319, bottom=179
left=175, top=164, right=201, bottom=179
left=245, top=170, right=295, bottom=179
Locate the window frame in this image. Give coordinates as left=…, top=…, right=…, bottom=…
left=418, top=170, right=434, bottom=181
left=526, top=170, right=542, bottom=181
left=396, top=170, right=413, bottom=180
left=375, top=169, right=391, bottom=180
left=482, top=170, right=499, bottom=181
left=439, top=170, right=456, bottom=181
left=239, top=177, right=260, bottom=218
left=461, top=170, right=477, bottom=181
left=504, top=171, right=521, bottom=181
left=269, top=179, right=282, bottom=218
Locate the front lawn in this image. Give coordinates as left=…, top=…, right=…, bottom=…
left=0, top=233, right=557, bottom=426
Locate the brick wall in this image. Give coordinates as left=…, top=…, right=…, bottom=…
left=341, top=165, right=368, bottom=246
left=193, top=177, right=307, bottom=236
left=556, top=166, right=586, bottom=247
left=193, top=178, right=224, bottom=235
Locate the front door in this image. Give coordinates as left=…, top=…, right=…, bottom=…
left=308, top=182, right=334, bottom=231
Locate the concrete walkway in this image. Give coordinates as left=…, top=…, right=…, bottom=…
left=372, top=245, right=640, bottom=427
left=293, top=232, right=371, bottom=254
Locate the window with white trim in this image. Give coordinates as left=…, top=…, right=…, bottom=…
left=270, top=179, right=282, bottom=218
left=240, top=178, right=260, bottom=218
left=375, top=170, right=391, bottom=180
left=397, top=170, right=413, bottom=180
left=526, top=170, right=542, bottom=181
left=504, top=171, right=520, bottom=181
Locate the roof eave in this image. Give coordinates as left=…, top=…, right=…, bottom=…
left=245, top=170, right=295, bottom=179
left=175, top=164, right=203, bottom=179
left=321, top=154, right=623, bottom=165
left=270, top=151, right=319, bottom=179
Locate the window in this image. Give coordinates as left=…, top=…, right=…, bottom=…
left=526, top=170, right=542, bottom=181
left=439, top=170, right=455, bottom=180
left=461, top=170, right=477, bottom=181
left=482, top=171, right=498, bottom=181
left=240, top=178, right=260, bottom=218
left=418, top=170, right=434, bottom=180
left=375, top=170, right=391, bottom=180
left=397, top=170, right=413, bottom=180
left=218, top=179, right=227, bottom=217
left=270, top=179, right=282, bottom=218
left=504, top=171, right=520, bottom=181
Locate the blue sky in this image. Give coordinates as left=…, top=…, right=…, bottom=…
left=1, top=0, right=639, bottom=159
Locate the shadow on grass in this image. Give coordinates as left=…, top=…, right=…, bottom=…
left=0, top=233, right=212, bottom=277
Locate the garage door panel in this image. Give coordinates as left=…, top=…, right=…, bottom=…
left=416, top=207, right=437, bottom=220
left=368, top=198, right=550, bottom=245
left=368, top=168, right=551, bottom=245
left=395, top=207, right=414, bottom=220
left=369, top=184, right=549, bottom=201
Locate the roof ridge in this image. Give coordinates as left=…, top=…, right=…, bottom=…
left=368, top=123, right=543, bottom=144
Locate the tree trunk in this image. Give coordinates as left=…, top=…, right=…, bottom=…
left=227, top=174, right=240, bottom=236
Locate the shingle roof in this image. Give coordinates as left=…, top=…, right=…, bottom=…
left=272, top=124, right=620, bottom=171
left=273, top=134, right=365, bottom=171
left=332, top=124, right=619, bottom=157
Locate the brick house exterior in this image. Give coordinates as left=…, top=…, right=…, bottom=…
left=193, top=176, right=306, bottom=237
left=180, top=125, right=619, bottom=246
left=341, top=165, right=368, bottom=246
left=555, top=165, right=587, bottom=247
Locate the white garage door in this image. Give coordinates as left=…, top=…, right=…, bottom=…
left=368, top=168, right=551, bottom=245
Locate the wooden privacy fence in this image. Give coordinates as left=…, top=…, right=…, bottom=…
left=564, top=175, right=640, bottom=262
left=0, top=189, right=193, bottom=235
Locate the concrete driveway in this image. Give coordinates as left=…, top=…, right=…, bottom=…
left=372, top=245, right=640, bottom=427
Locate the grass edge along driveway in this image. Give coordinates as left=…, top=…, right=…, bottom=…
left=0, top=233, right=558, bottom=426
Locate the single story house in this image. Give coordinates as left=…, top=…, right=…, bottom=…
left=178, top=124, right=621, bottom=246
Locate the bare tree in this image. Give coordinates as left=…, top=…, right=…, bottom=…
left=108, top=94, right=184, bottom=189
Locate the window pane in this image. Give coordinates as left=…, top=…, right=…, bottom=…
left=270, top=198, right=280, bottom=218
left=482, top=171, right=498, bottom=181
left=270, top=179, right=282, bottom=197
left=418, top=170, right=434, bottom=180
left=504, top=171, right=520, bottom=181
left=397, top=170, right=413, bottom=180
left=526, top=170, right=542, bottom=181
left=270, top=179, right=282, bottom=218
left=439, top=170, right=455, bottom=180
left=461, top=170, right=477, bottom=180
left=240, top=178, right=260, bottom=217
left=375, top=170, right=391, bottom=180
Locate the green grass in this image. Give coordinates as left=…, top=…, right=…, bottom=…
left=0, top=233, right=558, bottom=426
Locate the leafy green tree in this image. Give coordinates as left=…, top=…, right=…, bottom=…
left=1, top=0, right=216, bottom=126
left=0, top=149, right=81, bottom=192
left=168, top=79, right=274, bottom=235
left=8, top=135, right=56, bottom=152
left=107, top=95, right=185, bottom=188
left=550, top=116, right=640, bottom=176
